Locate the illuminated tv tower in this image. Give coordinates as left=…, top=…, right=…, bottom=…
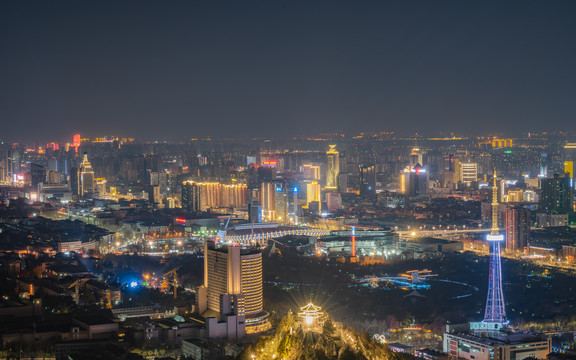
left=483, top=171, right=507, bottom=324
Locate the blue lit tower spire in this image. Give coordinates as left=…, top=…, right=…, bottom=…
left=483, top=171, right=507, bottom=324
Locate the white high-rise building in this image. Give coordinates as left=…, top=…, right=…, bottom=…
left=78, top=153, right=95, bottom=199
left=460, top=162, right=478, bottom=185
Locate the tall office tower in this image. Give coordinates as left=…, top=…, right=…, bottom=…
left=306, top=181, right=322, bottom=212
left=540, top=174, right=574, bottom=216
left=30, top=163, right=46, bottom=189
left=291, top=186, right=299, bottom=225
left=400, top=164, right=428, bottom=197
left=359, top=164, right=376, bottom=196
left=565, top=144, right=576, bottom=191
left=409, top=147, right=423, bottom=167
left=95, top=178, right=107, bottom=196
left=325, top=145, right=339, bottom=190
left=70, top=167, right=79, bottom=197
left=149, top=171, right=168, bottom=193
left=540, top=152, right=548, bottom=178
left=564, top=143, right=576, bottom=180
left=246, top=163, right=259, bottom=190
left=197, top=241, right=270, bottom=339
left=505, top=205, right=530, bottom=253
left=274, top=182, right=289, bottom=223
left=0, top=152, right=6, bottom=182
left=47, top=170, right=65, bottom=184
left=303, top=164, right=321, bottom=181
left=483, top=172, right=507, bottom=325
left=439, top=154, right=460, bottom=188
left=6, top=149, right=21, bottom=182
left=325, top=192, right=342, bottom=211
left=338, top=173, right=348, bottom=193
left=565, top=161, right=574, bottom=180
left=460, top=162, right=478, bottom=185
left=257, top=161, right=276, bottom=182
left=260, top=182, right=276, bottom=221
left=181, top=181, right=201, bottom=212
left=78, top=153, right=95, bottom=199
left=144, top=155, right=161, bottom=173
left=248, top=199, right=262, bottom=224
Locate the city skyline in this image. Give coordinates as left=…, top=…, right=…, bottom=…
left=2, top=129, right=576, bottom=146
left=2, top=1, right=576, bottom=359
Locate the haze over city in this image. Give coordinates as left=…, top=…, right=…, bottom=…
left=2, top=1, right=576, bottom=141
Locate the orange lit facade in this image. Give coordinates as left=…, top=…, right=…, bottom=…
left=182, top=181, right=248, bottom=210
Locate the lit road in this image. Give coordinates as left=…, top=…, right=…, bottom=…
left=461, top=246, right=576, bottom=272
left=398, top=227, right=542, bottom=239
left=397, top=228, right=490, bottom=238
left=399, top=227, right=576, bottom=272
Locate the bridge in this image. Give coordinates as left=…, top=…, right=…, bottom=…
left=223, top=227, right=331, bottom=246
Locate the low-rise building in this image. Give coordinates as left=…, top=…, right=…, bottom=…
left=444, top=325, right=551, bottom=360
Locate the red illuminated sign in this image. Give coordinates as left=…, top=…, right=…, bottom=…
left=72, top=134, right=81, bottom=153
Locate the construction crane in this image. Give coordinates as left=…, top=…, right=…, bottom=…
left=162, top=267, right=180, bottom=300
left=68, top=278, right=90, bottom=305
left=224, top=215, right=232, bottom=230
left=267, top=238, right=285, bottom=257
left=323, top=217, right=330, bottom=231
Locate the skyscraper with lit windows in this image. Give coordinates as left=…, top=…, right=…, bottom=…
left=181, top=181, right=248, bottom=211
left=505, top=205, right=530, bottom=253
left=78, top=152, right=95, bottom=199
left=540, top=173, right=573, bottom=217
left=307, top=181, right=322, bottom=213
left=260, top=181, right=276, bottom=221
left=326, top=145, right=339, bottom=190
left=197, top=241, right=270, bottom=339
left=182, top=181, right=201, bottom=211
left=360, top=165, right=376, bottom=196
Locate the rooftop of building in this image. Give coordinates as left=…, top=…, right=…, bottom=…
left=415, top=348, right=447, bottom=357
left=48, top=263, right=91, bottom=274
left=74, top=312, right=117, bottom=326
left=405, top=237, right=461, bottom=245
left=209, top=244, right=262, bottom=256
left=448, top=331, right=549, bottom=346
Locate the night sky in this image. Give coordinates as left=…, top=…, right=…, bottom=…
left=1, top=1, right=576, bottom=141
